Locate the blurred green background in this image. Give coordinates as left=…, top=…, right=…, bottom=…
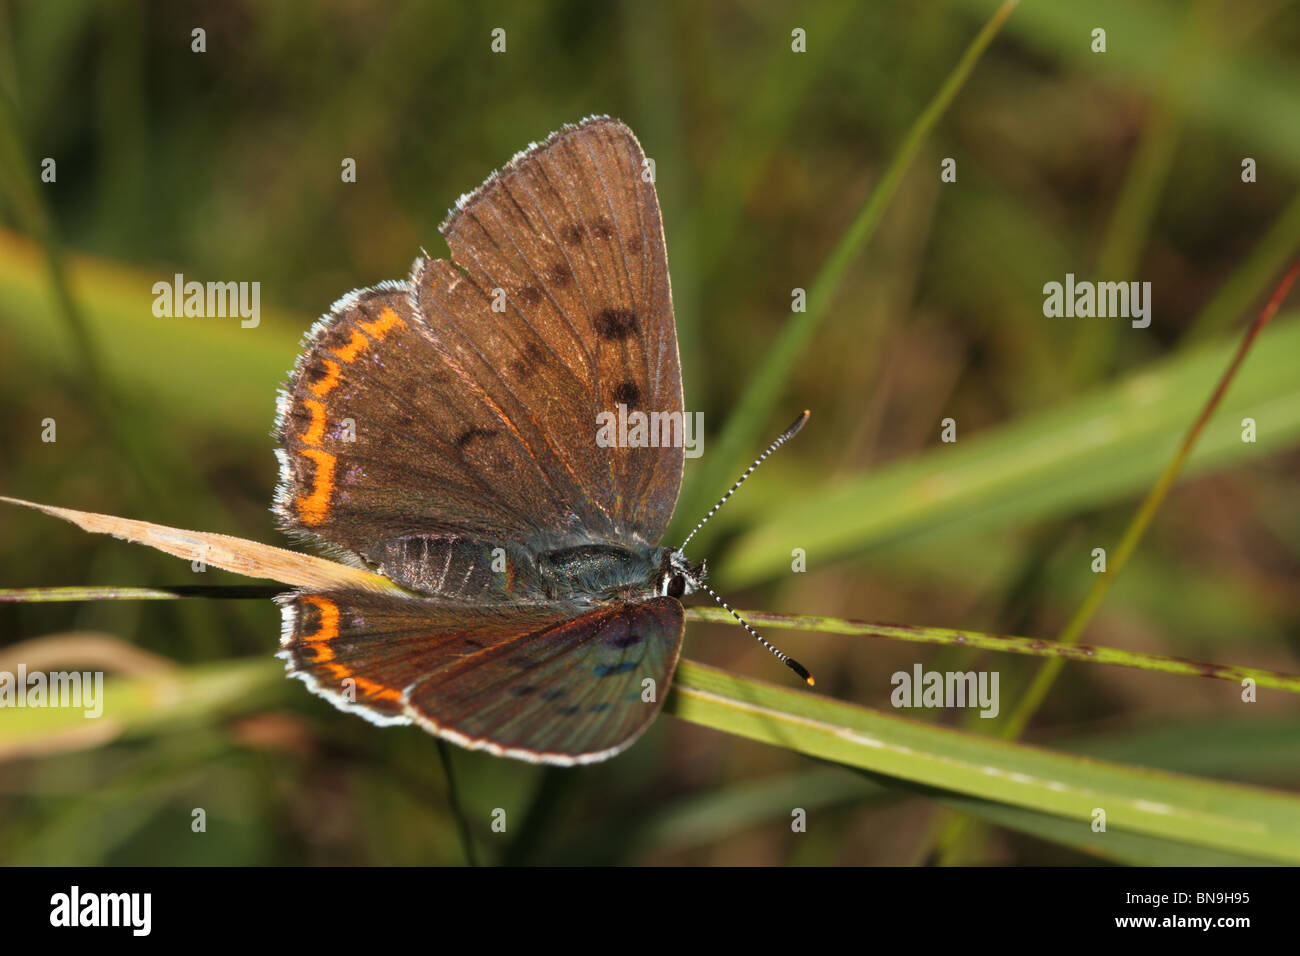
left=1, top=0, right=1299, bottom=865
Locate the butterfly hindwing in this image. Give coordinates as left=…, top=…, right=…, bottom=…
left=277, top=590, right=685, bottom=764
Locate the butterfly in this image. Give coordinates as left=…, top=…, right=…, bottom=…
left=273, top=116, right=808, bottom=765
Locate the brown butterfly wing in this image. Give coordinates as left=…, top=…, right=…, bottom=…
left=415, top=116, right=683, bottom=546
left=277, top=589, right=685, bottom=764
left=274, top=284, right=590, bottom=554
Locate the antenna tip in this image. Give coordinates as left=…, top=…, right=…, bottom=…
left=782, top=410, right=811, bottom=441
left=786, top=657, right=815, bottom=686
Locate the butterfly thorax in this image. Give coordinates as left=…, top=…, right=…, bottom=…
left=534, top=543, right=667, bottom=602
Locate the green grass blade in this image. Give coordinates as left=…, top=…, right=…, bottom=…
left=721, top=313, right=1300, bottom=586
left=10, top=579, right=1288, bottom=691
left=666, top=660, right=1300, bottom=862
left=684, top=607, right=1300, bottom=694
left=929, top=791, right=1280, bottom=866
left=0, top=658, right=278, bottom=761
left=952, top=0, right=1300, bottom=175
left=670, top=0, right=1019, bottom=541
left=5, top=653, right=1297, bottom=861
left=0, top=228, right=302, bottom=433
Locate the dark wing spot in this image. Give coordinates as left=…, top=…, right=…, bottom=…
left=613, top=381, right=641, bottom=406
left=560, top=223, right=584, bottom=245
left=509, top=342, right=546, bottom=382
left=546, top=263, right=574, bottom=287
left=317, top=324, right=355, bottom=350
left=296, top=598, right=324, bottom=633
left=295, top=453, right=322, bottom=487
left=511, top=686, right=536, bottom=697
left=603, top=630, right=644, bottom=650
left=594, top=308, right=638, bottom=341
left=590, top=216, right=615, bottom=240
left=588, top=702, right=611, bottom=714
left=455, top=427, right=498, bottom=448
left=557, top=705, right=581, bottom=716
left=594, top=661, right=638, bottom=677
left=516, top=284, right=543, bottom=306
left=285, top=401, right=312, bottom=435
left=303, top=363, right=332, bottom=389
left=625, top=235, right=643, bottom=254
left=540, top=689, right=565, bottom=702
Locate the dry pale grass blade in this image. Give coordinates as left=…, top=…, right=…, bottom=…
left=0, top=496, right=402, bottom=595
left=0, top=632, right=176, bottom=675
left=0, top=718, right=125, bottom=762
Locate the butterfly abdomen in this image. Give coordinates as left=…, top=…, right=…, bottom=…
left=369, top=534, right=545, bottom=602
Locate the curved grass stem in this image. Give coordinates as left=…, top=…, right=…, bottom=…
left=1001, top=259, right=1300, bottom=740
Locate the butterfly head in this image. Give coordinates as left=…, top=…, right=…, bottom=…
left=658, top=550, right=705, bottom=600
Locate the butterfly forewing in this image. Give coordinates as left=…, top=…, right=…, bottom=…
left=275, top=284, right=598, bottom=553
left=418, top=116, right=683, bottom=544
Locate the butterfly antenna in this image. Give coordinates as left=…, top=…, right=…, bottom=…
left=697, top=581, right=815, bottom=687
left=679, top=410, right=810, bottom=552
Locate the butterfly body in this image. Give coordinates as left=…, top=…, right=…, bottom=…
left=373, top=532, right=697, bottom=606
left=534, top=542, right=681, bottom=602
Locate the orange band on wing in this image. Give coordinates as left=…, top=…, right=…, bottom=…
left=309, top=359, right=342, bottom=397
left=300, top=595, right=340, bottom=664
left=354, top=676, right=403, bottom=703
left=295, top=596, right=402, bottom=703
left=301, top=596, right=340, bottom=639
left=292, top=311, right=405, bottom=529
left=331, top=329, right=369, bottom=363
left=296, top=448, right=337, bottom=525
left=299, top=399, right=328, bottom=446
left=305, top=642, right=335, bottom=663
left=359, top=306, right=406, bottom=341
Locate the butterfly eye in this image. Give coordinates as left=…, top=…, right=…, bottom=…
left=666, top=574, right=687, bottom=599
